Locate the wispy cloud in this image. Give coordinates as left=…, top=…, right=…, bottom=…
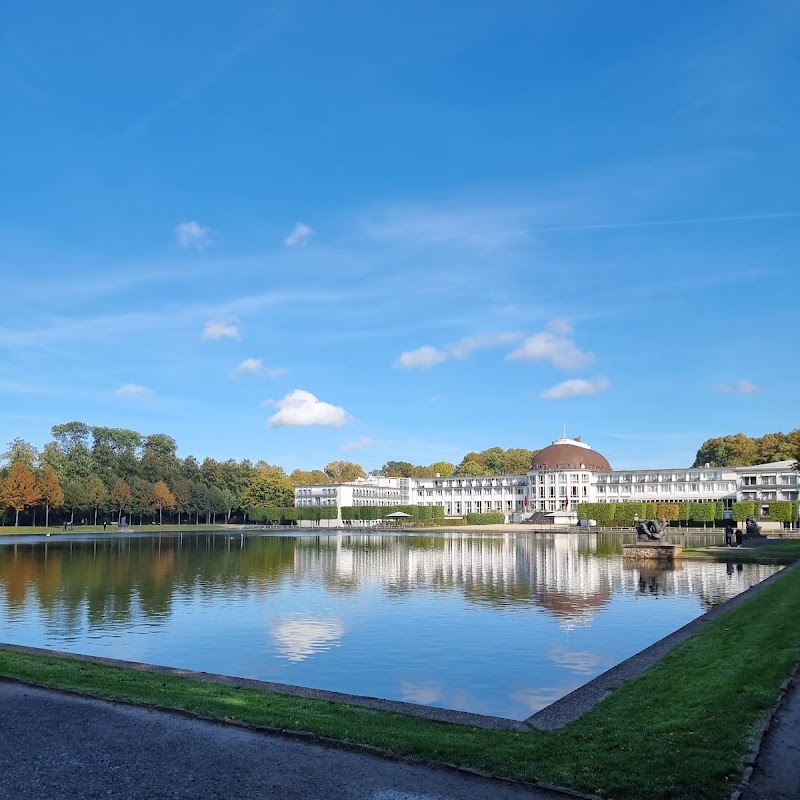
left=541, top=377, right=610, bottom=399
left=175, top=220, right=210, bottom=251
left=267, top=390, right=351, bottom=427
left=362, top=204, right=536, bottom=250
left=341, top=437, right=376, bottom=452
left=397, top=346, right=448, bottom=369
left=397, top=331, right=521, bottom=369
left=202, top=318, right=240, bottom=341
left=116, top=383, right=153, bottom=396
left=713, top=379, right=758, bottom=394
left=285, top=222, right=313, bottom=247
left=235, top=358, right=286, bottom=377
left=507, top=320, right=594, bottom=369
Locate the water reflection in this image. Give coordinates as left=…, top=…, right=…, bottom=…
left=0, top=532, right=782, bottom=718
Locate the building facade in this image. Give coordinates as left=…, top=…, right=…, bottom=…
left=294, top=437, right=799, bottom=524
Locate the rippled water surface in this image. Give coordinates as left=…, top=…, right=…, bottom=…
left=0, top=531, right=781, bottom=719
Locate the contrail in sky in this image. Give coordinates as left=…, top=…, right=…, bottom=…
left=427, top=211, right=800, bottom=241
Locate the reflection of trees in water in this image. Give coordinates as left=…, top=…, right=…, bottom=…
left=0, top=534, right=783, bottom=635
left=0, top=536, right=297, bottom=633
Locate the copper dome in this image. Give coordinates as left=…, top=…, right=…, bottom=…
left=530, top=438, right=611, bottom=472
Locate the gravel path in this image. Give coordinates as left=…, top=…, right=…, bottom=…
left=0, top=681, right=575, bottom=800
left=742, top=677, right=800, bottom=800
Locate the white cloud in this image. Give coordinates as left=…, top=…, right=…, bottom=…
left=447, top=332, right=521, bottom=360
left=236, top=358, right=284, bottom=377
left=202, top=318, right=240, bottom=341
left=713, top=379, right=759, bottom=394
left=341, top=437, right=376, bottom=452
left=397, top=346, right=447, bottom=369
left=541, top=377, right=610, bottom=399
left=116, top=383, right=153, bottom=396
left=268, top=389, right=351, bottom=427
left=236, top=358, right=263, bottom=374
left=546, top=317, right=573, bottom=336
left=507, top=321, right=594, bottom=369
left=285, top=222, right=313, bottom=247
left=397, top=332, right=521, bottom=369
left=175, top=220, right=210, bottom=250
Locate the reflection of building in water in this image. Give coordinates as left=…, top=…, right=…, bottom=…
left=292, top=533, right=781, bottom=625
left=0, top=534, right=782, bottom=638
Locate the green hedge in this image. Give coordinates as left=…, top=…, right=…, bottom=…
left=465, top=512, right=505, bottom=525
left=767, top=501, right=795, bottom=524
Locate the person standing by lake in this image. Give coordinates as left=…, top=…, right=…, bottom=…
left=724, top=523, right=734, bottom=547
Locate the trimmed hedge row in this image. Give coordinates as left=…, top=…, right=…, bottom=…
left=465, top=512, right=506, bottom=525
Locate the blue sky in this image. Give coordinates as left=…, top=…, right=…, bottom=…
left=1, top=0, right=798, bottom=472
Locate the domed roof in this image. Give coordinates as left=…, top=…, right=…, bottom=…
left=531, top=437, right=611, bottom=472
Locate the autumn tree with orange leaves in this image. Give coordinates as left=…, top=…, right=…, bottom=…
left=1, top=462, right=41, bottom=526
left=38, top=467, right=64, bottom=528
left=153, top=480, right=176, bottom=525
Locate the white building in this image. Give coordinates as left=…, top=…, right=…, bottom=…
left=294, top=437, right=798, bottom=525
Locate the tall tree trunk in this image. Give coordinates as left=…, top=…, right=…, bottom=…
left=94, top=507, right=98, bottom=526
left=45, top=503, right=50, bottom=528
left=32, top=508, right=36, bottom=526
left=159, top=506, right=162, bottom=525
left=15, top=508, right=19, bottom=527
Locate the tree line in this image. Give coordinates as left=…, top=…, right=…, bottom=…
left=693, top=430, right=800, bottom=468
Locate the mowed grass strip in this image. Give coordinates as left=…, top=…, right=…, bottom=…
left=2, top=564, right=799, bottom=800
left=683, top=539, right=800, bottom=561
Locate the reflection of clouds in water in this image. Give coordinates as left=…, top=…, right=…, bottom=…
left=547, top=647, right=602, bottom=675
left=399, top=680, right=442, bottom=705
left=510, top=685, right=578, bottom=713
left=271, top=616, right=344, bottom=662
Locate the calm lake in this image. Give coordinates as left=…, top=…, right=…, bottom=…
left=0, top=531, right=780, bottom=720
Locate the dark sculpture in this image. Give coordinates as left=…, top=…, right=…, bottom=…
left=635, top=518, right=669, bottom=541
left=745, top=515, right=763, bottom=539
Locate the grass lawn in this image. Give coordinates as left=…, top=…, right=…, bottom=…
left=0, top=524, right=230, bottom=535
left=2, top=562, right=799, bottom=799
left=683, top=539, right=800, bottom=562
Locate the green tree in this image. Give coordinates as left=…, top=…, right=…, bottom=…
left=240, top=467, right=295, bottom=512
left=323, top=461, right=365, bottom=483
left=37, top=466, right=64, bottom=528
left=380, top=461, right=415, bottom=477
left=131, top=478, right=156, bottom=525
left=172, top=479, right=191, bottom=524
left=2, top=438, right=39, bottom=468
left=140, top=434, right=179, bottom=484
left=62, top=478, right=91, bottom=524
left=85, top=474, right=108, bottom=526
left=290, top=469, right=331, bottom=485
left=455, top=452, right=488, bottom=476
left=756, top=433, right=795, bottom=464
left=1, top=462, right=41, bottom=526
left=693, top=433, right=760, bottom=467
left=766, top=501, right=793, bottom=526
left=110, top=479, right=133, bottom=522
left=732, top=502, right=756, bottom=526
left=428, top=461, right=455, bottom=477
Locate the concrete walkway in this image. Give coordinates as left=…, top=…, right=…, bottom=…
left=0, top=681, right=578, bottom=800
left=742, top=676, right=800, bottom=800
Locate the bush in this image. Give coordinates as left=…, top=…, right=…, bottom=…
left=439, top=517, right=467, bottom=526
left=615, top=502, right=646, bottom=527
left=732, top=502, right=757, bottom=523
left=767, top=501, right=794, bottom=525
left=465, top=512, right=505, bottom=525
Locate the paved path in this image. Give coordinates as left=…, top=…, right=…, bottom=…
left=743, top=676, right=800, bottom=800
left=0, top=682, right=572, bottom=800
